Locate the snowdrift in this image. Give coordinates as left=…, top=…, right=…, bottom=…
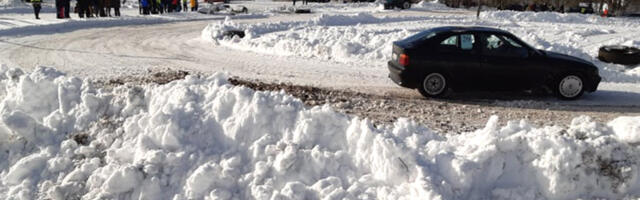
left=202, top=12, right=640, bottom=83
left=0, top=0, right=23, bottom=7
left=2, top=66, right=640, bottom=199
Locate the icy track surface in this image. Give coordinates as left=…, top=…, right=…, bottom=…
left=202, top=11, right=640, bottom=84
left=2, top=66, right=640, bottom=200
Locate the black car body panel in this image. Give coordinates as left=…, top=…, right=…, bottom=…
left=388, top=26, right=601, bottom=95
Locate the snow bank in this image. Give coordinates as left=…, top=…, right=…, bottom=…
left=480, top=10, right=605, bottom=24
left=2, top=66, right=640, bottom=199
left=412, top=0, right=457, bottom=11
left=202, top=11, right=640, bottom=83
left=201, top=13, right=436, bottom=63
left=0, top=0, right=23, bottom=7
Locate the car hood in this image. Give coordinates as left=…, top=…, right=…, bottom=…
left=543, top=50, right=593, bottom=66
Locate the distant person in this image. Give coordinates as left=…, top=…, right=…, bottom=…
left=190, top=0, right=197, bottom=11
left=78, top=0, right=91, bottom=17
left=105, top=0, right=111, bottom=16
left=292, top=0, right=296, bottom=6
left=112, top=0, right=121, bottom=16
left=182, top=0, right=187, bottom=12
left=162, top=0, right=169, bottom=12
left=63, top=0, right=70, bottom=18
left=157, top=0, right=163, bottom=14
left=31, top=0, right=42, bottom=19
left=303, top=0, right=307, bottom=5
left=141, top=0, right=150, bottom=14
left=171, top=0, right=177, bottom=12
left=56, top=0, right=63, bottom=18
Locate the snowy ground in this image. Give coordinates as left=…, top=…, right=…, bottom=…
left=2, top=1, right=640, bottom=199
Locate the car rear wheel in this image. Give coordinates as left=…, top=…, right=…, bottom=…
left=556, top=74, right=584, bottom=100
left=418, top=73, right=448, bottom=98
left=401, top=1, right=411, bottom=9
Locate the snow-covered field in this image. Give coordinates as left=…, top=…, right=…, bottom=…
left=2, top=1, right=640, bottom=199
left=2, top=66, right=640, bottom=200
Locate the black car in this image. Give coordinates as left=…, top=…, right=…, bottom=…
left=388, top=26, right=601, bottom=100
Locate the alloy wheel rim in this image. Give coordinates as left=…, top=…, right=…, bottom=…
left=424, top=73, right=446, bottom=95
left=559, top=75, right=583, bottom=98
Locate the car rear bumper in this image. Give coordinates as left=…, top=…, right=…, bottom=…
left=388, top=61, right=418, bottom=88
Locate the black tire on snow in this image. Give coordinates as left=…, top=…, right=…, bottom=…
left=598, top=45, right=640, bottom=65
left=223, top=30, right=245, bottom=38
left=401, top=1, right=411, bottom=9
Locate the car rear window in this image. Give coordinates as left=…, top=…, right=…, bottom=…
left=438, top=34, right=475, bottom=50
left=400, top=30, right=437, bottom=45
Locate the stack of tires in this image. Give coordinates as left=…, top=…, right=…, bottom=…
left=598, top=45, right=640, bottom=66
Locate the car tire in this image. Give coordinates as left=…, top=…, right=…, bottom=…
left=598, top=45, right=640, bottom=65
left=401, top=1, right=411, bottom=9
left=555, top=73, right=585, bottom=100
left=418, top=72, right=448, bottom=98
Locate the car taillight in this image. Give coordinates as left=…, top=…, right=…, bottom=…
left=399, top=54, right=409, bottom=66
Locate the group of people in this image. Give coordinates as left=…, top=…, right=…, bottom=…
left=30, top=0, right=122, bottom=19
left=76, top=0, right=122, bottom=18
left=139, top=0, right=198, bottom=15
left=29, top=0, right=200, bottom=20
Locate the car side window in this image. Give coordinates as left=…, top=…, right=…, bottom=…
left=460, top=34, right=475, bottom=50
left=482, top=34, right=527, bottom=58
left=441, top=36, right=457, bottom=46
left=439, top=34, right=475, bottom=51
left=485, top=35, right=504, bottom=50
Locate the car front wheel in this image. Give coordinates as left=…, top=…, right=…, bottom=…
left=556, top=74, right=584, bottom=100
left=418, top=72, right=448, bottom=98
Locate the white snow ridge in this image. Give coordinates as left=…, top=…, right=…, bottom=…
left=2, top=66, right=640, bottom=199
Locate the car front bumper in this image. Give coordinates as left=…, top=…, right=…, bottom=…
left=586, top=74, right=601, bottom=92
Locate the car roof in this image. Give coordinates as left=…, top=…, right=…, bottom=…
left=429, top=26, right=511, bottom=35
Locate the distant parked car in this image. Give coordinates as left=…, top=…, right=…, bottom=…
left=387, top=26, right=601, bottom=100
left=198, top=2, right=247, bottom=14
left=567, top=3, right=595, bottom=14
left=383, top=0, right=420, bottom=9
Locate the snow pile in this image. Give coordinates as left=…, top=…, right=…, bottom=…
left=3, top=66, right=640, bottom=199
left=0, top=0, right=23, bottom=7
left=480, top=10, right=605, bottom=24
left=201, top=17, right=245, bottom=43
left=412, top=0, right=456, bottom=11
left=609, top=117, right=640, bottom=143
left=201, top=13, right=432, bottom=63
